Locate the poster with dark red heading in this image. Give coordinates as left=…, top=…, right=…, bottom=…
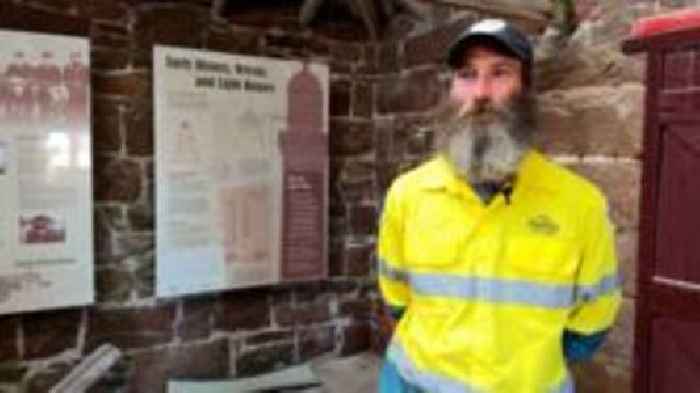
left=0, top=29, right=93, bottom=315
left=154, top=46, right=328, bottom=298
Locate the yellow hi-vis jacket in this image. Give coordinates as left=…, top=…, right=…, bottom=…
left=378, top=151, right=621, bottom=393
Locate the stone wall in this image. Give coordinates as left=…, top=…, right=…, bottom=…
left=0, top=0, right=692, bottom=392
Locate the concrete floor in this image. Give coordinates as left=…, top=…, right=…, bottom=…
left=309, top=352, right=381, bottom=393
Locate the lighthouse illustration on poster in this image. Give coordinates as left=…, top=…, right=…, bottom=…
left=154, top=47, right=328, bottom=297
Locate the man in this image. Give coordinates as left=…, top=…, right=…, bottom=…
left=377, top=18, right=621, bottom=393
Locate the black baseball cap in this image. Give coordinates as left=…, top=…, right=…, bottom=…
left=447, top=19, right=533, bottom=70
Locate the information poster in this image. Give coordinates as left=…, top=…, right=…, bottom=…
left=155, top=46, right=328, bottom=297
left=0, top=29, right=93, bottom=314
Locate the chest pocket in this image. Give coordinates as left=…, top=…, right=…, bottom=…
left=403, top=203, right=472, bottom=267
left=504, top=234, right=580, bottom=280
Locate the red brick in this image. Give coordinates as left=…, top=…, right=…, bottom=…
left=330, top=80, right=351, bottom=117
left=329, top=120, right=373, bottom=156
left=0, top=3, right=89, bottom=36
left=377, top=69, right=443, bottom=114
left=95, top=267, right=132, bottom=302
left=94, top=155, right=143, bottom=202
left=125, top=103, right=153, bottom=155
left=299, top=326, right=335, bottom=360
left=0, top=317, right=19, bottom=361
left=352, top=81, right=373, bottom=118
left=345, top=244, right=373, bottom=276
left=87, top=305, right=176, bottom=351
left=132, top=5, right=207, bottom=49
left=206, top=27, right=260, bottom=55
left=22, top=310, right=81, bottom=359
left=92, top=98, right=122, bottom=153
left=128, top=339, right=230, bottom=393
left=178, top=296, right=216, bottom=341
left=92, top=48, right=130, bottom=71
left=275, top=302, right=329, bottom=327
left=236, top=343, right=295, bottom=377
left=93, top=72, right=151, bottom=98
left=349, top=204, right=377, bottom=236
left=214, top=290, right=270, bottom=331
left=341, top=323, right=371, bottom=356
left=339, top=299, right=372, bottom=320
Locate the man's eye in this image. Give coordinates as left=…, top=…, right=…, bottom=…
left=457, top=70, right=477, bottom=80
left=492, top=68, right=515, bottom=78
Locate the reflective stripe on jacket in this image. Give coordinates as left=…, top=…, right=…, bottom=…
left=377, top=151, right=621, bottom=393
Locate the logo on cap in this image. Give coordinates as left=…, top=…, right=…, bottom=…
left=470, top=19, right=507, bottom=34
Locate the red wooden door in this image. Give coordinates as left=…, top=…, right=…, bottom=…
left=627, top=36, right=700, bottom=393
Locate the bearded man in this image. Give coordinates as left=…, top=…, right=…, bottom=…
left=377, top=19, right=621, bottom=393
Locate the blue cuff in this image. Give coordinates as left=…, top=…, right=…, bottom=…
left=563, top=329, right=608, bottom=362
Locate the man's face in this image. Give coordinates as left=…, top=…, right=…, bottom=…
left=438, top=44, right=534, bottom=184
left=449, top=45, right=523, bottom=113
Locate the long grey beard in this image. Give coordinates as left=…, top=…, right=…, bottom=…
left=439, top=96, right=535, bottom=184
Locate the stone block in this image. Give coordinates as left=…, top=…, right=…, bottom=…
left=566, top=161, right=641, bottom=230
left=0, top=317, right=19, bottom=361
left=93, top=72, right=151, bottom=98
left=536, top=85, right=644, bottom=158
left=617, top=229, right=638, bottom=297
left=535, top=41, right=644, bottom=91
left=22, top=310, right=81, bottom=359
left=299, top=326, right=336, bottom=361
left=127, top=339, right=230, bottom=393
left=377, top=70, right=442, bottom=114
left=132, top=4, right=207, bottom=49
left=404, top=18, right=473, bottom=68
left=572, top=297, right=635, bottom=393
left=94, top=155, right=143, bottom=202
left=330, top=81, right=351, bottom=117
left=87, top=305, right=176, bottom=351
left=329, top=120, right=374, bottom=156
left=236, top=343, right=295, bottom=378
left=214, top=290, right=270, bottom=332
left=341, top=323, right=371, bottom=356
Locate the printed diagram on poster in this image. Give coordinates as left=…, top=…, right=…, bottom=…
left=155, top=46, right=329, bottom=297
left=0, top=29, right=93, bottom=315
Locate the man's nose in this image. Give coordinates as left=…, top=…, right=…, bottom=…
left=472, top=75, right=493, bottom=100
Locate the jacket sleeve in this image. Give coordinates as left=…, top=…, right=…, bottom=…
left=377, top=181, right=411, bottom=310
left=566, top=200, right=622, bottom=335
